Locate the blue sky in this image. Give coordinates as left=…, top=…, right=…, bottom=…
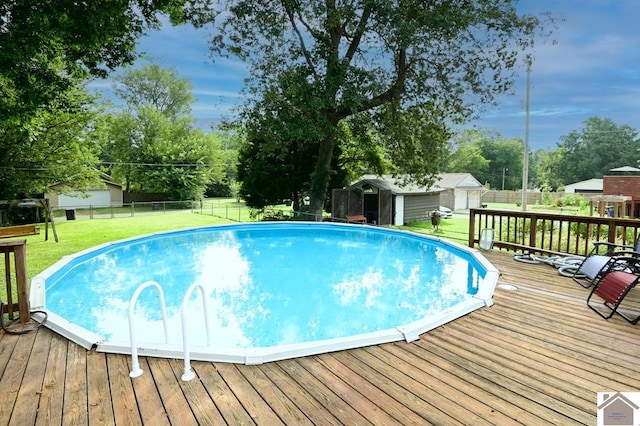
left=90, top=1, right=640, bottom=151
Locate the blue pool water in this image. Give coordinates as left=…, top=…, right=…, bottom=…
left=33, top=222, right=498, bottom=362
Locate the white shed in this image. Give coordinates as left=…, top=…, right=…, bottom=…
left=434, top=173, right=487, bottom=210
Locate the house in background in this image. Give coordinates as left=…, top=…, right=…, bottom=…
left=434, top=173, right=486, bottom=211
left=46, top=174, right=123, bottom=209
left=570, top=166, right=640, bottom=218
left=332, top=173, right=485, bottom=226
left=563, top=178, right=603, bottom=194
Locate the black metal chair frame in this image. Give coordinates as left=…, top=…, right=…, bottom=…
left=586, top=256, right=640, bottom=324
left=572, top=237, right=640, bottom=288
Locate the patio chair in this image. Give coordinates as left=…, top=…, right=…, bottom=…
left=479, top=228, right=494, bottom=250
left=586, top=259, right=640, bottom=324
left=571, top=237, right=640, bottom=288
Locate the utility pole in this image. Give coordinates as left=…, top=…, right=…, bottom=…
left=522, top=55, right=531, bottom=211
left=502, top=168, right=508, bottom=190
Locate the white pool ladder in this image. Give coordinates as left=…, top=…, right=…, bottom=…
left=128, top=280, right=169, bottom=378
left=127, top=280, right=213, bottom=381
left=180, top=282, right=213, bottom=381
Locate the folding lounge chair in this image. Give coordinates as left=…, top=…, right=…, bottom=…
left=587, top=263, right=640, bottom=324
left=571, top=237, right=640, bottom=288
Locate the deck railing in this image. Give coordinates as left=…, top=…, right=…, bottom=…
left=468, top=208, right=640, bottom=256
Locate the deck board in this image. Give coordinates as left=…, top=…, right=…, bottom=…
left=1, top=249, right=640, bottom=425
left=12, top=327, right=51, bottom=425
left=107, top=354, right=144, bottom=425
left=63, top=342, right=88, bottom=426
left=36, top=332, right=67, bottom=425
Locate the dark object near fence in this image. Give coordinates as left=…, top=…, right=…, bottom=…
left=431, top=210, right=441, bottom=230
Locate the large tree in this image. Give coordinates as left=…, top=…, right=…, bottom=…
left=528, top=149, right=563, bottom=191
left=0, top=0, right=204, bottom=120
left=444, top=128, right=523, bottom=190
left=554, top=116, right=640, bottom=185
left=101, top=64, right=224, bottom=200
left=477, top=134, right=524, bottom=190
left=445, top=129, right=491, bottom=181
left=203, top=1, right=553, bottom=218
left=0, top=85, right=103, bottom=199
left=0, top=0, right=207, bottom=199
left=238, top=117, right=387, bottom=213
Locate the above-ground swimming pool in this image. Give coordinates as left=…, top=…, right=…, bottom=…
left=30, top=222, right=499, bottom=365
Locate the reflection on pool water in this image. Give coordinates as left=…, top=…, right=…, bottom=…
left=30, top=222, right=499, bottom=364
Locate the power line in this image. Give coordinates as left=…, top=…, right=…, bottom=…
left=100, top=162, right=233, bottom=167
left=101, top=161, right=218, bottom=167
left=0, top=161, right=233, bottom=172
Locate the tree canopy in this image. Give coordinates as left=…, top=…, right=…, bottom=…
left=0, top=0, right=201, bottom=122
left=0, top=84, right=103, bottom=199
left=99, top=64, right=225, bottom=200
left=446, top=117, right=640, bottom=193
left=445, top=129, right=523, bottom=190
left=201, top=0, right=553, bottom=217
left=0, top=0, right=207, bottom=200
left=553, top=117, right=640, bottom=184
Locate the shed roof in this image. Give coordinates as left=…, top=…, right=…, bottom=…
left=351, top=174, right=437, bottom=195
left=609, top=166, right=640, bottom=172
left=349, top=173, right=484, bottom=195
left=434, top=173, right=485, bottom=191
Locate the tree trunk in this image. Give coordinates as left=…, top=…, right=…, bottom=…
left=307, top=133, right=336, bottom=221
left=292, top=192, right=300, bottom=213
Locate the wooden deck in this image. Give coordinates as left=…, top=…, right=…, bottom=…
left=1, top=249, right=639, bottom=425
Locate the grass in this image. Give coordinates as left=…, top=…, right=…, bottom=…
left=15, top=212, right=234, bottom=279
left=484, top=202, right=590, bottom=216
left=400, top=213, right=471, bottom=245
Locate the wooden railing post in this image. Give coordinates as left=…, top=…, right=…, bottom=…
left=0, top=240, right=30, bottom=323
left=528, top=214, right=537, bottom=249
left=468, top=209, right=477, bottom=247
left=607, top=219, right=617, bottom=244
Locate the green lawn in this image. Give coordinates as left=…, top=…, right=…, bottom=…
left=16, top=212, right=234, bottom=279
left=399, top=213, right=471, bottom=245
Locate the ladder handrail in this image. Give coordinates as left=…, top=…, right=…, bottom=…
left=181, top=282, right=212, bottom=381
left=128, top=280, right=169, bottom=378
